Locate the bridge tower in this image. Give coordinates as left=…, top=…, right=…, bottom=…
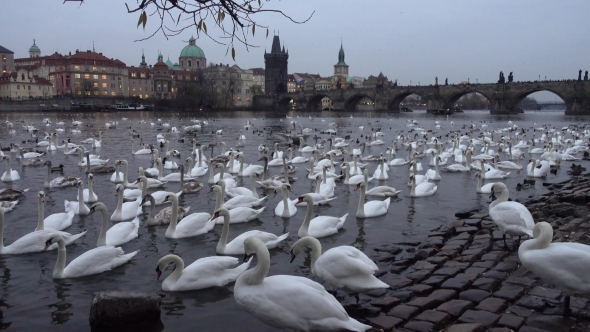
left=264, top=35, right=288, bottom=95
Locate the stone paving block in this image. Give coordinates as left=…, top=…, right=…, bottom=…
left=457, top=310, right=500, bottom=327
left=454, top=255, right=478, bottom=263
left=422, top=275, right=448, bottom=287
left=482, top=270, right=509, bottom=280
left=425, top=256, right=449, bottom=265
left=371, top=297, right=401, bottom=311
left=369, top=315, right=403, bottom=331
left=387, top=304, right=419, bottom=320
left=497, top=313, right=525, bottom=330
left=464, top=219, right=481, bottom=228
left=506, top=276, right=535, bottom=287
left=464, top=267, right=487, bottom=275
left=515, top=296, right=547, bottom=310
left=381, top=274, right=413, bottom=290
left=461, top=248, right=486, bottom=257
left=452, top=232, right=472, bottom=240
left=488, top=328, right=511, bottom=332
left=471, top=261, right=496, bottom=269
left=414, top=309, right=451, bottom=328
left=528, top=286, right=562, bottom=299
left=389, top=265, right=407, bottom=274
left=481, top=251, right=507, bottom=261
left=458, top=289, right=491, bottom=303
left=518, top=327, right=550, bottom=332
left=364, top=288, right=388, bottom=298
left=441, top=277, right=473, bottom=291
left=494, top=285, right=525, bottom=301
left=404, top=284, right=433, bottom=296
left=474, top=297, right=507, bottom=313
left=433, top=267, right=460, bottom=277
left=429, top=289, right=458, bottom=302
left=389, top=290, right=413, bottom=301
left=436, top=299, right=474, bottom=317
left=405, top=270, right=432, bottom=282
left=468, top=241, right=492, bottom=250
left=412, top=260, right=436, bottom=270
left=493, top=261, right=519, bottom=272
left=442, top=323, right=484, bottom=332
left=441, top=244, right=464, bottom=251
left=570, top=296, right=588, bottom=309
left=403, top=320, right=434, bottom=332
left=506, top=305, right=535, bottom=318
left=455, top=226, right=478, bottom=234
left=471, top=277, right=500, bottom=292
left=444, top=261, right=470, bottom=270
left=437, top=249, right=461, bottom=258
left=406, top=296, right=442, bottom=310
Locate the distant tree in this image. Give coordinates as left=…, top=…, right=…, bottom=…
left=75, top=79, right=98, bottom=98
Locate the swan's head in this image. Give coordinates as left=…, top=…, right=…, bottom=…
left=43, top=234, right=63, bottom=252
left=115, top=184, right=124, bottom=196
left=243, top=236, right=264, bottom=262
left=533, top=221, right=552, bottom=239
left=88, top=173, right=94, bottom=182
left=140, top=194, right=154, bottom=206
left=253, top=172, right=261, bottom=178
left=211, top=207, right=229, bottom=221
left=38, top=191, right=45, bottom=203
left=354, top=181, right=366, bottom=191
left=216, top=179, right=226, bottom=187
left=88, top=202, right=105, bottom=216
left=209, top=185, right=221, bottom=194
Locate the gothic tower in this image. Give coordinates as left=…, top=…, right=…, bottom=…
left=264, top=35, right=288, bottom=95
left=333, top=42, right=348, bottom=77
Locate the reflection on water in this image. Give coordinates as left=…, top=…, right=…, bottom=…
left=0, top=110, right=587, bottom=330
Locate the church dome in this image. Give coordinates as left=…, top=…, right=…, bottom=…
left=179, top=37, right=205, bottom=59
left=165, top=57, right=174, bottom=68
left=29, top=40, right=40, bottom=53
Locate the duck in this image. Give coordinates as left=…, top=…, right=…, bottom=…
left=290, top=236, right=389, bottom=294
left=155, top=254, right=251, bottom=291
left=89, top=202, right=139, bottom=247
left=0, top=207, right=86, bottom=254
left=210, top=185, right=264, bottom=224
left=42, top=234, right=138, bottom=279
left=1, top=156, right=20, bottom=182
left=212, top=208, right=289, bottom=255
left=295, top=194, right=348, bottom=238
left=489, top=182, right=534, bottom=249
left=163, top=193, right=213, bottom=239
left=44, top=161, right=79, bottom=188
left=0, top=188, right=28, bottom=201
left=111, top=184, right=142, bottom=221
left=354, top=181, right=391, bottom=218
left=64, top=181, right=90, bottom=215
left=36, top=191, right=75, bottom=231
left=141, top=194, right=190, bottom=226
left=518, top=222, right=590, bottom=317
left=409, top=174, right=438, bottom=197
left=274, top=183, right=297, bottom=218
left=234, top=237, right=372, bottom=332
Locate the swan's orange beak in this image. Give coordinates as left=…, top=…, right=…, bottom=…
left=211, top=212, right=219, bottom=220
left=295, top=198, right=303, bottom=205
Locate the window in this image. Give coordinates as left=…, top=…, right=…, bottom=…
left=111, top=76, right=115, bottom=80
left=84, top=74, right=90, bottom=79
left=102, top=91, right=107, bottom=95
left=118, top=84, right=122, bottom=89
left=85, top=66, right=89, bottom=72
left=139, top=87, right=142, bottom=91
left=17, top=85, right=20, bottom=90
left=111, top=92, right=116, bottom=96
left=111, top=83, right=115, bottom=88
left=102, top=75, right=107, bottom=80
left=21, top=74, right=25, bottom=80
left=188, top=60, right=192, bottom=67
left=92, top=67, right=97, bottom=72
left=93, top=74, right=98, bottom=79
left=94, top=91, right=99, bottom=95
left=1, top=54, right=5, bottom=61
left=74, top=65, right=80, bottom=70
left=237, top=96, right=242, bottom=101
left=77, top=90, right=81, bottom=95
left=140, top=72, right=146, bottom=78
left=131, top=72, right=136, bottom=77
left=75, top=74, right=80, bottom=78
left=28, top=85, right=31, bottom=90
left=93, top=82, right=98, bottom=88
left=102, top=68, right=106, bottom=72
left=197, top=61, right=199, bottom=67
left=246, top=97, right=250, bottom=101
left=102, top=83, right=107, bottom=88
left=246, top=89, right=249, bottom=93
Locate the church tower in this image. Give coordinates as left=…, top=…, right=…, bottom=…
left=29, top=39, right=41, bottom=58
left=264, top=34, right=288, bottom=95
left=333, top=42, right=348, bottom=77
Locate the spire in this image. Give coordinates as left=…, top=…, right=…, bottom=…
left=140, top=49, right=147, bottom=67
left=271, top=35, right=282, bottom=54
left=335, top=40, right=347, bottom=66
left=92, top=41, right=95, bottom=53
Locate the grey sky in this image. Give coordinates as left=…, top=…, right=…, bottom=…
left=3, top=0, right=588, bottom=101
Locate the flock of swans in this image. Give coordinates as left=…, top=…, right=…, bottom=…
left=1, top=115, right=590, bottom=328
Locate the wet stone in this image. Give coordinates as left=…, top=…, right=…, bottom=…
left=464, top=267, right=488, bottom=276
left=482, top=270, right=509, bottom=280
left=412, top=261, right=436, bottom=270
left=518, top=326, right=550, bottom=332
left=452, top=232, right=472, bottom=240
left=454, top=255, right=478, bottom=263
left=442, top=323, right=484, bottom=332
left=437, top=299, right=474, bottom=317
left=426, top=236, right=445, bottom=246
left=570, top=296, right=588, bottom=309
left=422, top=275, right=448, bottom=287
left=406, top=296, right=442, bottom=310
left=425, top=256, right=449, bottom=265
left=405, top=270, right=432, bottom=282
left=468, top=240, right=492, bottom=250
left=374, top=252, right=397, bottom=262
left=429, top=289, right=458, bottom=302
left=506, top=305, right=534, bottom=318
left=487, top=328, right=511, bottom=332
left=387, top=304, right=420, bottom=320
left=481, top=251, right=507, bottom=261
left=493, top=261, right=519, bottom=272
left=444, top=261, right=470, bottom=270
left=459, top=289, right=491, bottom=303
left=474, top=297, right=507, bottom=313
left=389, top=290, right=414, bottom=301
left=455, top=226, right=479, bottom=234
left=437, top=249, right=461, bottom=258
left=364, top=288, right=388, bottom=298
left=455, top=273, right=479, bottom=282
left=441, top=277, right=473, bottom=292
left=369, top=315, right=403, bottom=331
left=371, top=297, right=401, bottom=311
left=433, top=267, right=460, bottom=277
left=471, top=261, right=496, bottom=269
left=528, top=286, right=562, bottom=300
left=515, top=296, right=547, bottom=310
left=390, top=265, right=408, bottom=274
left=404, top=284, right=433, bottom=296
left=464, top=219, right=481, bottom=227
left=457, top=310, right=500, bottom=327
left=381, top=274, right=413, bottom=290
left=506, top=276, right=535, bottom=287
left=403, top=320, right=435, bottom=332
left=414, top=309, right=451, bottom=327
left=471, top=278, right=500, bottom=292
left=461, top=248, right=486, bottom=258
left=497, top=313, right=524, bottom=330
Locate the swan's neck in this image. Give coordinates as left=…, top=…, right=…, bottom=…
left=477, top=175, right=483, bottom=191
left=308, top=158, right=314, bottom=177
left=158, top=159, right=164, bottom=180
left=215, top=188, right=224, bottom=211
left=216, top=212, right=230, bottom=252
left=322, top=167, right=327, bottom=184
left=88, top=178, right=94, bottom=198
left=289, top=149, right=293, bottom=161
left=229, top=153, right=234, bottom=170
left=208, top=162, right=214, bottom=181
left=299, top=201, right=314, bottom=235
left=241, top=242, right=270, bottom=285
left=122, top=161, right=130, bottom=185
left=167, top=197, right=179, bottom=234
left=97, top=207, right=108, bottom=247
left=281, top=187, right=289, bottom=215
left=167, top=256, right=185, bottom=283
left=146, top=197, right=155, bottom=223
left=36, top=198, right=44, bottom=231
left=411, top=177, right=416, bottom=196
left=305, top=237, right=322, bottom=270
left=0, top=211, right=4, bottom=249
left=44, top=164, right=50, bottom=186
left=521, top=227, right=552, bottom=251
left=250, top=175, right=258, bottom=198
left=116, top=187, right=124, bottom=213
left=114, top=164, right=121, bottom=181
left=53, top=239, right=67, bottom=278
left=357, top=185, right=366, bottom=216
left=78, top=184, right=84, bottom=210
left=490, top=189, right=509, bottom=209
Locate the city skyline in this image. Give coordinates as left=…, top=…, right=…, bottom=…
left=4, top=1, right=589, bottom=101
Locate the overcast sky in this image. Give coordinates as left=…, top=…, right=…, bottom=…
left=3, top=0, right=588, bottom=101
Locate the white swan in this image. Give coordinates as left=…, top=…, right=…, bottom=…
left=475, top=172, right=494, bottom=194
left=226, top=172, right=260, bottom=198
left=410, top=174, right=437, bottom=197
left=89, top=202, right=139, bottom=247
left=527, top=158, right=551, bottom=178
left=210, top=185, right=264, bottom=224
left=119, top=160, right=165, bottom=188
left=0, top=207, right=85, bottom=254
left=109, top=163, right=123, bottom=183
left=1, top=156, right=20, bottom=182
left=425, top=156, right=442, bottom=181
left=495, top=154, right=524, bottom=170
left=238, top=154, right=264, bottom=177
left=111, top=184, right=142, bottom=221
left=290, top=236, right=389, bottom=293
left=81, top=173, right=98, bottom=203
left=372, top=159, right=389, bottom=180
left=64, top=181, right=90, bottom=215
left=354, top=181, right=391, bottom=218
left=489, top=182, right=534, bottom=248
left=36, top=191, right=75, bottom=231
left=234, top=237, right=372, bottom=332
left=274, top=183, right=297, bottom=218
left=43, top=234, right=138, bottom=279
left=365, top=185, right=402, bottom=197
left=296, top=194, right=347, bottom=238
left=291, top=178, right=337, bottom=206
left=482, top=160, right=510, bottom=179
left=519, top=222, right=590, bottom=317
left=156, top=254, right=251, bottom=291
left=135, top=176, right=181, bottom=206
left=213, top=208, right=289, bottom=255
left=131, top=139, right=151, bottom=155
left=164, top=193, right=213, bottom=239
left=186, top=156, right=208, bottom=177
left=216, top=180, right=267, bottom=209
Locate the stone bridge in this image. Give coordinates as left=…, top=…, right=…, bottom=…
left=271, top=80, right=590, bottom=115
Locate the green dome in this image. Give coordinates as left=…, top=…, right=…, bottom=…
left=29, top=40, right=40, bottom=53
left=165, top=57, right=174, bottom=68
left=179, top=37, right=205, bottom=59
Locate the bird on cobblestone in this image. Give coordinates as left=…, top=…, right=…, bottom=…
left=489, top=182, right=535, bottom=250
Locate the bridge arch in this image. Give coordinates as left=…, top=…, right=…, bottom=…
left=306, top=94, right=333, bottom=110
left=388, top=91, right=426, bottom=111
left=345, top=94, right=374, bottom=111
left=442, top=89, right=492, bottom=111
left=278, top=97, right=294, bottom=110
left=507, top=87, right=567, bottom=113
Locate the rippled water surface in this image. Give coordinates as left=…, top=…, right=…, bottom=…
left=0, top=109, right=587, bottom=331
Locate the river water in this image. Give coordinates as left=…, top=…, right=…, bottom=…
left=0, top=109, right=586, bottom=331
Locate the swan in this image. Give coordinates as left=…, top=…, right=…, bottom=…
left=212, top=163, right=237, bottom=188
left=0, top=188, right=28, bottom=201
left=489, top=182, right=534, bottom=249
left=43, top=234, right=138, bottom=279
left=238, top=154, right=264, bottom=177
left=64, top=181, right=90, bottom=215
left=445, top=150, right=471, bottom=172
left=482, top=160, right=511, bottom=179
left=0, top=200, right=18, bottom=213
left=141, top=194, right=190, bottom=226
left=119, top=160, right=165, bottom=188
left=0, top=206, right=85, bottom=254
left=527, top=158, right=551, bottom=178
left=186, top=157, right=208, bottom=177
left=519, top=222, right=590, bottom=317
left=81, top=173, right=98, bottom=203
left=156, top=254, right=251, bottom=291
left=475, top=172, right=494, bottom=194
left=158, top=160, right=196, bottom=183
left=44, top=161, right=79, bottom=188
left=288, top=147, right=309, bottom=164
left=84, top=153, right=114, bottom=174
left=163, top=193, right=213, bottom=239
left=290, top=236, right=389, bottom=294
left=178, top=165, right=203, bottom=194
left=109, top=163, right=123, bottom=183
left=235, top=237, right=372, bottom=332
left=274, top=183, right=297, bottom=218
left=410, top=174, right=437, bottom=197
left=372, top=159, right=388, bottom=180
left=162, top=154, right=179, bottom=170
left=296, top=194, right=347, bottom=238
left=36, top=191, right=75, bottom=231
left=89, top=202, right=139, bottom=247
left=291, top=178, right=337, bottom=206
left=365, top=185, right=402, bottom=197
left=210, top=185, right=264, bottom=224
left=111, top=184, right=142, bottom=221
left=216, top=180, right=267, bottom=209
left=313, top=174, right=336, bottom=199
left=131, top=139, right=151, bottom=155
left=1, top=156, right=20, bottom=182
left=226, top=172, right=260, bottom=198
left=425, top=156, right=442, bottom=181
left=213, top=208, right=289, bottom=255
left=495, top=154, right=524, bottom=170
left=354, top=182, right=391, bottom=218
left=343, top=164, right=370, bottom=185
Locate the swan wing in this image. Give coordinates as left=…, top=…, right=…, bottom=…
left=318, top=247, right=377, bottom=279
left=490, top=202, right=534, bottom=235
left=63, top=246, right=127, bottom=277
left=175, top=213, right=213, bottom=237
left=106, top=220, right=139, bottom=246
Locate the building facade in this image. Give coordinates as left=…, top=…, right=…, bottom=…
left=203, top=63, right=254, bottom=107
left=0, top=67, right=53, bottom=100
left=0, top=45, right=15, bottom=74
left=250, top=67, right=265, bottom=94
left=264, top=35, right=288, bottom=95
left=179, top=37, right=207, bottom=70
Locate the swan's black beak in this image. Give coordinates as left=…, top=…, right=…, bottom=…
left=243, top=253, right=252, bottom=263
left=43, top=239, right=53, bottom=252
left=156, top=266, right=162, bottom=280
left=489, top=192, right=497, bottom=201
left=290, top=252, right=296, bottom=263
left=88, top=207, right=96, bottom=216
